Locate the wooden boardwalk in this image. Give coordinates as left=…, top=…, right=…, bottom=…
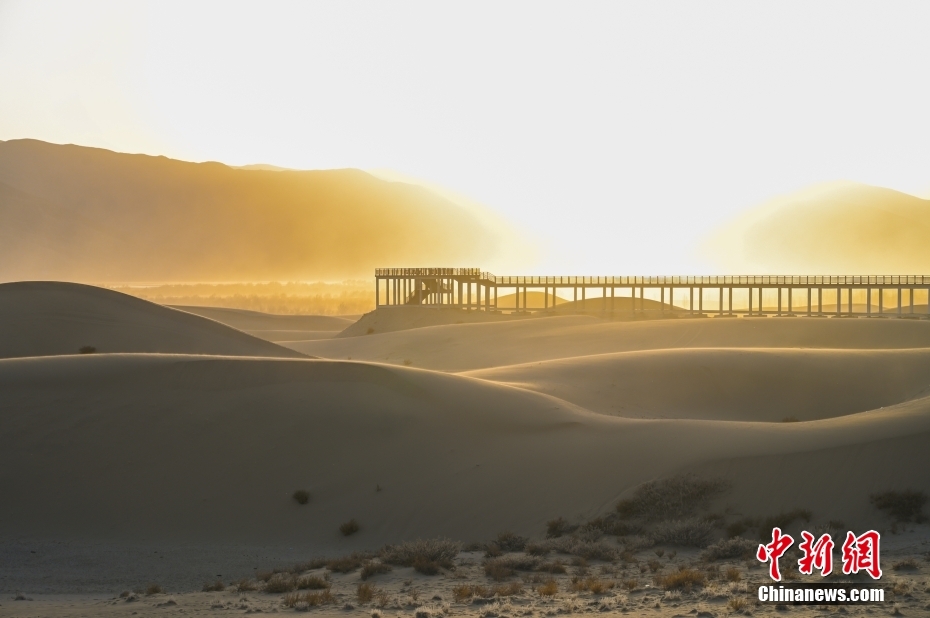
left=375, top=268, right=930, bottom=317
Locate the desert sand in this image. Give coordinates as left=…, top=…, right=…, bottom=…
left=2, top=288, right=929, bottom=617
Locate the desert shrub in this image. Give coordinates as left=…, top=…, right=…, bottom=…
left=296, top=575, right=329, bottom=590
left=380, top=538, right=461, bottom=569
left=264, top=573, right=297, bottom=593
left=495, top=531, right=527, bottom=552
left=537, top=561, right=567, bottom=574
left=728, top=596, right=749, bottom=612
left=357, top=582, right=375, bottom=604
left=360, top=561, right=392, bottom=580
left=283, top=592, right=300, bottom=608
left=375, top=590, right=390, bottom=608
left=292, top=490, right=310, bottom=505
left=327, top=553, right=369, bottom=573
left=412, top=556, right=443, bottom=575
left=234, top=579, right=258, bottom=592
left=892, top=558, right=919, bottom=571
left=569, top=577, right=614, bottom=594
left=871, top=491, right=928, bottom=523
left=403, top=359, right=412, bottom=366
left=202, top=580, right=225, bottom=592
left=484, top=555, right=540, bottom=581
left=781, top=416, right=800, bottom=423
left=622, top=579, right=639, bottom=591
left=892, top=580, right=909, bottom=595
left=340, top=519, right=361, bottom=536
left=537, top=579, right=558, bottom=596
left=725, top=567, right=742, bottom=582
left=79, top=346, right=97, bottom=354
left=546, top=517, right=574, bottom=538
left=572, top=540, right=618, bottom=562
left=303, top=590, right=336, bottom=606
left=647, top=559, right=662, bottom=573
left=702, top=537, right=757, bottom=561
left=656, top=567, right=706, bottom=591
left=145, top=584, right=163, bottom=595
left=452, top=585, right=473, bottom=603
left=759, top=509, right=812, bottom=534
left=525, top=542, right=550, bottom=556
left=484, top=543, right=502, bottom=558
left=648, top=518, right=714, bottom=547
left=484, top=560, right=513, bottom=581
left=367, top=327, right=375, bottom=334
left=494, top=582, right=524, bottom=597
left=616, top=475, right=729, bottom=522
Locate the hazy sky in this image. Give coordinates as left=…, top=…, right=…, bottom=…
left=1, top=1, right=928, bottom=274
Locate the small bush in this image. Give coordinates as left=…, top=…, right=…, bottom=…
left=327, top=552, right=369, bottom=573
left=484, top=543, right=502, bottom=558
left=293, top=490, right=310, bottom=505
left=495, top=531, right=527, bottom=552
left=546, top=517, right=573, bottom=538
left=892, top=558, right=919, bottom=571
left=494, top=582, right=524, bottom=597
left=380, top=538, right=460, bottom=569
left=781, top=416, right=800, bottom=423
left=537, top=579, right=558, bottom=596
left=537, top=561, right=567, bottom=574
left=357, top=582, right=375, bottom=604
left=79, top=346, right=97, bottom=354
left=702, top=538, right=757, bottom=561
left=759, top=509, right=812, bottom=535
left=145, top=584, right=163, bottom=595
left=412, top=556, right=442, bottom=575
left=484, top=555, right=540, bottom=580
left=728, top=596, right=749, bottom=612
left=484, top=561, right=514, bottom=581
left=622, top=579, right=639, bottom=591
left=648, top=518, right=714, bottom=547
left=616, top=475, right=729, bottom=522
left=264, top=573, right=296, bottom=593
left=375, top=590, right=390, bottom=608
left=360, top=561, right=392, bottom=580
left=304, top=590, right=336, bottom=606
left=234, top=578, right=258, bottom=592
left=871, top=491, right=928, bottom=523
left=569, top=577, right=614, bottom=594
left=725, top=567, right=742, bottom=582
left=297, top=575, right=329, bottom=590
left=403, top=359, right=413, bottom=366
left=525, top=542, right=550, bottom=556
left=656, top=567, right=706, bottom=591
left=340, top=519, right=361, bottom=536
left=202, top=580, right=225, bottom=592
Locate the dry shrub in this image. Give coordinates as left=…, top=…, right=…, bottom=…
left=452, top=585, right=474, bottom=603
left=892, top=558, right=919, bottom=571
left=412, top=556, right=443, bottom=575
left=622, top=579, right=639, bottom=592
left=380, top=538, right=461, bottom=570
left=234, top=579, right=258, bottom=592
left=145, top=584, right=163, bottom=595
left=202, top=580, right=225, bottom=592
left=360, top=561, right=392, bottom=580
left=327, top=552, right=370, bottom=573
left=728, top=596, right=749, bottom=612
left=303, top=590, right=336, bottom=606
left=725, top=567, right=742, bottom=582
left=569, top=577, right=614, bottom=594
left=357, top=582, right=375, bottom=604
left=616, top=474, right=728, bottom=521
left=264, top=573, right=297, bottom=593
left=647, top=559, right=662, bottom=573
left=871, top=491, right=928, bottom=523
left=484, top=555, right=540, bottom=580
left=484, top=543, right=503, bottom=558
left=78, top=346, right=97, bottom=354
left=297, top=575, right=329, bottom=590
left=702, top=537, right=757, bottom=561
left=546, top=517, right=574, bottom=538
left=493, top=582, right=523, bottom=597
left=537, top=561, right=567, bottom=574
left=495, top=531, right=528, bottom=552
left=340, top=519, right=361, bottom=536
left=656, top=567, right=706, bottom=591
left=648, top=518, right=714, bottom=547
left=892, top=580, right=909, bottom=595
left=292, top=490, right=310, bottom=505
left=525, top=542, right=550, bottom=556
left=537, top=579, right=558, bottom=596
left=759, top=509, right=812, bottom=536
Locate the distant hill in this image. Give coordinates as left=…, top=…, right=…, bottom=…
left=704, top=181, right=930, bottom=274
left=0, top=139, right=500, bottom=282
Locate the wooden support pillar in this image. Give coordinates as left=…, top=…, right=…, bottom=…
left=748, top=287, right=752, bottom=315
left=719, top=287, right=723, bottom=316
left=818, top=288, right=822, bottom=314
left=848, top=288, right=853, bottom=314
left=836, top=287, right=840, bottom=316
left=376, top=278, right=380, bottom=307
left=879, top=288, right=883, bottom=316
left=867, top=288, right=872, bottom=316
left=898, top=288, right=902, bottom=316
left=467, top=281, right=472, bottom=311
left=777, top=288, right=782, bottom=316
left=523, top=286, right=527, bottom=312
left=807, top=288, right=812, bottom=316
left=728, top=287, right=732, bottom=314
left=699, top=287, right=703, bottom=313
left=690, top=287, right=694, bottom=314
left=788, top=288, right=792, bottom=314
left=910, top=289, right=914, bottom=314
left=660, top=287, right=665, bottom=313
left=670, top=287, right=674, bottom=314
left=581, top=286, right=586, bottom=312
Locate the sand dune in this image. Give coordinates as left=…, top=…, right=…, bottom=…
left=171, top=305, right=352, bottom=342
left=2, top=353, right=928, bottom=553
left=0, top=282, right=305, bottom=359
left=286, top=312, right=930, bottom=371
left=466, top=347, right=930, bottom=421
left=339, top=305, right=521, bottom=337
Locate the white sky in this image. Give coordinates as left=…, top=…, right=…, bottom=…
left=1, top=1, right=928, bottom=275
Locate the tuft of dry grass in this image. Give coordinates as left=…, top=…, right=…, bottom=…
left=78, top=346, right=97, bottom=354
left=360, top=561, right=392, bottom=580
left=292, top=490, right=310, bottom=505
left=381, top=538, right=460, bottom=571
left=622, top=579, right=639, bottom=592
left=537, top=560, right=567, bottom=574
left=357, top=582, right=375, bottom=604
left=702, top=538, right=757, bottom=561
left=264, top=573, right=297, bottom=593
left=727, top=596, right=749, bottom=612
left=327, top=552, right=370, bottom=573
left=536, top=579, right=558, bottom=596
left=296, top=575, right=329, bottom=590
left=234, top=579, right=258, bottom=592
left=494, top=531, right=528, bottom=552
left=202, top=581, right=225, bottom=592
left=656, top=567, right=706, bottom=591
left=616, top=474, right=728, bottom=521
left=145, top=584, right=163, bottom=595
left=546, top=517, right=573, bottom=538
left=403, top=359, right=413, bottom=366
left=892, top=557, right=919, bottom=571
left=569, top=577, right=614, bottom=594
left=284, top=590, right=336, bottom=607
left=725, top=567, right=742, bottom=582
left=871, top=490, right=928, bottom=523
left=648, top=518, right=714, bottom=547
left=340, top=519, right=361, bottom=536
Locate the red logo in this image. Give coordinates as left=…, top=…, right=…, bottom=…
left=758, top=528, right=882, bottom=581
left=757, top=527, right=794, bottom=581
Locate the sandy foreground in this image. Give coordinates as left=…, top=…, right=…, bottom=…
left=2, top=284, right=930, bottom=616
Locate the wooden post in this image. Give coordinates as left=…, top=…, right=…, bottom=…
left=777, top=288, right=782, bottom=316
left=807, top=288, right=811, bottom=316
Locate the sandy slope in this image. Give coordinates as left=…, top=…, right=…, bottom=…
left=339, top=306, right=521, bottom=337
left=0, top=282, right=305, bottom=359
left=171, top=305, right=352, bottom=342
left=465, top=347, right=930, bottom=421
left=2, top=354, right=929, bottom=550
left=285, top=312, right=930, bottom=371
